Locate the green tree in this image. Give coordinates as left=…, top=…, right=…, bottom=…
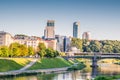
left=90, top=40, right=101, bottom=52
left=38, top=49, right=46, bottom=58
left=37, top=42, right=46, bottom=57
left=45, top=48, right=54, bottom=58
left=18, top=45, right=28, bottom=56
left=38, top=43, right=46, bottom=51
left=9, top=43, right=20, bottom=57
left=82, top=39, right=91, bottom=52
left=0, top=46, right=9, bottom=57
left=71, top=38, right=82, bottom=51
left=28, top=46, right=34, bottom=56
left=0, top=49, right=2, bottom=56
left=102, top=45, right=113, bottom=53
left=53, top=50, right=60, bottom=57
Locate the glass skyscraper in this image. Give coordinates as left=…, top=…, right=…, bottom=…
left=73, top=22, right=80, bottom=38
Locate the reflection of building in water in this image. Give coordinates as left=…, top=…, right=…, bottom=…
left=56, top=71, right=92, bottom=80
left=79, top=72, right=91, bottom=79
left=72, top=71, right=91, bottom=80
left=57, top=73, right=73, bottom=80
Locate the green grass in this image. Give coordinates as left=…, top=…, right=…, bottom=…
left=29, top=58, right=72, bottom=70
left=67, top=62, right=86, bottom=71
left=95, top=75, right=120, bottom=80
left=0, top=58, right=33, bottom=72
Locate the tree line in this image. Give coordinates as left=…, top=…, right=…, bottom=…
left=0, top=42, right=59, bottom=57
left=71, top=38, right=120, bottom=53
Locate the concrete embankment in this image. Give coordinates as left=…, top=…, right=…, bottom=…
left=0, top=67, right=69, bottom=77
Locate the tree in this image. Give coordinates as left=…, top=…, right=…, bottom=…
left=0, top=49, right=2, bottom=56
left=82, top=39, right=91, bottom=52
left=71, top=38, right=82, bottom=51
left=113, top=47, right=120, bottom=53
left=59, top=52, right=66, bottom=56
left=45, top=48, right=60, bottom=58
left=18, top=45, right=28, bottom=56
left=45, top=48, right=54, bottom=58
left=53, top=50, right=59, bottom=57
left=0, top=46, right=9, bottom=57
left=28, top=46, right=34, bottom=56
left=37, top=42, right=46, bottom=57
left=90, top=40, right=101, bottom=52
left=38, top=43, right=46, bottom=51
left=9, top=43, right=20, bottom=57
left=84, top=47, right=91, bottom=52
left=102, top=45, right=113, bottom=53
left=38, top=49, right=46, bottom=58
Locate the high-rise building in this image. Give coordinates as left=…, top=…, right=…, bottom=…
left=73, top=22, right=80, bottom=38
left=44, top=20, right=55, bottom=39
left=82, top=32, right=91, bottom=40
left=63, top=36, right=71, bottom=52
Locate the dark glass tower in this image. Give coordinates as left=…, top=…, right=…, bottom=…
left=73, top=22, right=80, bottom=38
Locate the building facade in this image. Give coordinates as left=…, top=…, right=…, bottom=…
left=73, top=22, right=80, bottom=38
left=0, top=31, right=57, bottom=51
left=63, top=36, right=71, bottom=52
left=44, top=20, right=55, bottom=39
left=82, top=32, right=91, bottom=40
left=55, top=35, right=65, bottom=52
left=14, top=35, right=44, bottom=51
left=45, top=39, right=57, bottom=50
left=0, top=31, right=13, bottom=46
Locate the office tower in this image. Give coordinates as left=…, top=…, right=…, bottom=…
left=73, top=22, right=80, bottom=38
left=63, top=36, right=71, bottom=52
left=82, top=32, right=91, bottom=40
left=44, top=20, right=55, bottom=39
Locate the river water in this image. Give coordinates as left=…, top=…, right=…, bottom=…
left=0, top=63, right=120, bottom=80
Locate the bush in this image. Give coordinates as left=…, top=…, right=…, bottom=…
left=95, top=76, right=113, bottom=80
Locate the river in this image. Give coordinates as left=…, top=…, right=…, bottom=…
left=0, top=63, right=120, bottom=80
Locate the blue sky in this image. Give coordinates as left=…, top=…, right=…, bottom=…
left=0, top=0, right=120, bottom=40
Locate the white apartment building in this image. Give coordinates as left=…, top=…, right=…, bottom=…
left=14, top=35, right=43, bottom=51
left=0, top=31, right=13, bottom=46
left=0, top=31, right=57, bottom=51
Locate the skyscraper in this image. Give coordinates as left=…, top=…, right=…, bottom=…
left=44, top=20, right=55, bottom=39
left=73, top=22, right=80, bottom=38
left=82, top=32, right=91, bottom=40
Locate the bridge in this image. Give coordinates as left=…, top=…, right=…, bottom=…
left=64, top=53, right=120, bottom=59
left=63, top=52, right=120, bottom=78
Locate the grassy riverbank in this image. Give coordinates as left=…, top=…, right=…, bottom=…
left=0, top=57, right=86, bottom=72
left=95, top=75, right=120, bottom=80
left=0, top=58, right=33, bottom=72
left=29, top=58, right=72, bottom=70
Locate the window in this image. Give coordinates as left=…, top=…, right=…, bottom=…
left=0, top=36, right=2, bottom=38
left=0, top=42, right=2, bottom=44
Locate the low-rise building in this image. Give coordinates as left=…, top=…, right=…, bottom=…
left=0, top=31, right=57, bottom=51
left=0, top=31, right=13, bottom=46
left=14, top=35, right=43, bottom=51
left=45, top=39, right=57, bottom=50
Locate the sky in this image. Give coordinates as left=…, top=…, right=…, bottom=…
left=0, top=0, right=120, bottom=40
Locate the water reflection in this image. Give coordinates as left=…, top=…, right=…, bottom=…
left=0, top=63, right=120, bottom=80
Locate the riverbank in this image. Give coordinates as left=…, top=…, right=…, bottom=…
left=95, top=75, right=120, bottom=80
left=0, top=67, right=69, bottom=77
left=0, top=57, right=70, bottom=77
left=0, top=58, right=33, bottom=72
left=28, top=57, right=72, bottom=70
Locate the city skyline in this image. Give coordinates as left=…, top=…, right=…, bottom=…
left=0, top=0, right=120, bottom=40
